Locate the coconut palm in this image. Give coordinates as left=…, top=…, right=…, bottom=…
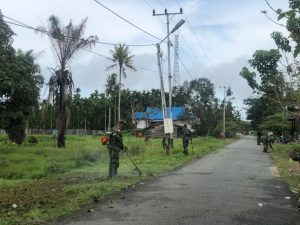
left=37, top=15, right=98, bottom=147
left=106, top=44, right=136, bottom=122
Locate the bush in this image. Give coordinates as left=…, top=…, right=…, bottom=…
left=28, top=136, right=38, bottom=144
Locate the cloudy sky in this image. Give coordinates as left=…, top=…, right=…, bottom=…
left=0, top=0, right=289, bottom=118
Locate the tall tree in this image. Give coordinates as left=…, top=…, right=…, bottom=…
left=0, top=15, right=44, bottom=144
left=37, top=15, right=98, bottom=147
left=105, top=73, right=118, bottom=129
left=189, top=78, right=221, bottom=136
left=106, top=44, right=136, bottom=122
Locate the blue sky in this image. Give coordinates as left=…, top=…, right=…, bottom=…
left=0, top=0, right=290, bottom=118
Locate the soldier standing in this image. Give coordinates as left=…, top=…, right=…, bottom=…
left=257, top=129, right=262, bottom=145
left=107, top=120, right=126, bottom=178
left=182, top=124, right=191, bottom=155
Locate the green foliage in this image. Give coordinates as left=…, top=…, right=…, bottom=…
left=243, top=97, right=265, bottom=129
left=28, top=136, right=38, bottom=144
left=0, top=17, right=44, bottom=145
left=271, top=32, right=291, bottom=52
left=242, top=0, right=300, bottom=131
left=270, top=144, right=300, bottom=193
left=107, top=43, right=136, bottom=122
left=240, top=67, right=258, bottom=91
left=259, top=113, right=290, bottom=135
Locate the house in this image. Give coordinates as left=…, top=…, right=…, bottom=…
left=134, top=106, right=193, bottom=138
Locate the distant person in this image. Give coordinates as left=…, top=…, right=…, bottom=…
left=262, top=135, right=269, bottom=152
left=267, top=130, right=274, bottom=148
left=262, top=133, right=273, bottom=153
left=107, top=120, right=126, bottom=178
left=182, top=124, right=192, bottom=155
left=257, top=129, right=262, bottom=145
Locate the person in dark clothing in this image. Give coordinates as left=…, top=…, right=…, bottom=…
left=182, top=124, right=192, bottom=155
left=257, top=130, right=262, bottom=145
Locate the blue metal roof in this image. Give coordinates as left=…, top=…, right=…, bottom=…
left=135, top=106, right=185, bottom=121
left=134, top=112, right=146, bottom=120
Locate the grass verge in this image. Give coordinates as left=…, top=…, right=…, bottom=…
left=0, top=135, right=234, bottom=225
left=270, top=143, right=300, bottom=194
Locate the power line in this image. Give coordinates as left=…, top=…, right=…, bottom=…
left=145, top=0, right=216, bottom=81
left=135, top=66, right=157, bottom=73
left=142, top=0, right=198, bottom=81
left=3, top=14, right=154, bottom=47
left=3, top=18, right=157, bottom=74
left=178, top=54, right=195, bottom=80
left=93, top=0, right=162, bottom=42
left=174, top=0, right=230, bottom=86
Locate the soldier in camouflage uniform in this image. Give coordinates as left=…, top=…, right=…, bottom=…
left=182, top=124, right=191, bottom=155
left=107, top=120, right=126, bottom=178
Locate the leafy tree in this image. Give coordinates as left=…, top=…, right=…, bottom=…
left=37, top=15, right=98, bottom=147
left=106, top=44, right=136, bottom=122
left=173, top=81, right=192, bottom=106
left=260, top=113, right=290, bottom=135
left=189, top=78, right=221, bottom=136
left=0, top=16, right=44, bottom=144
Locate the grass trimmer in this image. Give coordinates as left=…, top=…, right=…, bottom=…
left=124, top=147, right=143, bottom=175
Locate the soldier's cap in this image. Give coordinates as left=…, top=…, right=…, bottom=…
left=118, top=120, right=126, bottom=125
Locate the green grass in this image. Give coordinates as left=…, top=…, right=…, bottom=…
left=270, top=143, right=300, bottom=193
left=0, top=134, right=233, bottom=225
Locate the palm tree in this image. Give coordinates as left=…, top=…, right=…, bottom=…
left=37, top=15, right=98, bottom=147
left=106, top=44, right=136, bottom=122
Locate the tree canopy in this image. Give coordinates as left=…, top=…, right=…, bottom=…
left=0, top=16, right=44, bottom=144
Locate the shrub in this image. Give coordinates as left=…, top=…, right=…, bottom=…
left=28, top=136, right=38, bottom=144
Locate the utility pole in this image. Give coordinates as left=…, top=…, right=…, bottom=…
left=156, top=44, right=167, bottom=120
left=153, top=8, right=183, bottom=147
left=220, top=86, right=231, bottom=138
left=223, top=86, right=226, bottom=138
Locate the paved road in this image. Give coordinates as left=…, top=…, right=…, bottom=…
left=56, top=136, right=300, bottom=225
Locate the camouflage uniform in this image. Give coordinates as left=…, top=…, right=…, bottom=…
left=107, top=125, right=124, bottom=178
left=182, top=126, right=191, bottom=155
left=262, top=135, right=273, bottom=152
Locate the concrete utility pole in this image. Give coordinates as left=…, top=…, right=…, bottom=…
left=223, top=86, right=226, bottom=138
left=156, top=44, right=167, bottom=120
left=153, top=8, right=183, bottom=147
left=220, top=86, right=232, bottom=138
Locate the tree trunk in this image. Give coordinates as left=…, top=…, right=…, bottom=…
left=118, top=66, right=122, bottom=122
left=57, top=77, right=66, bottom=148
